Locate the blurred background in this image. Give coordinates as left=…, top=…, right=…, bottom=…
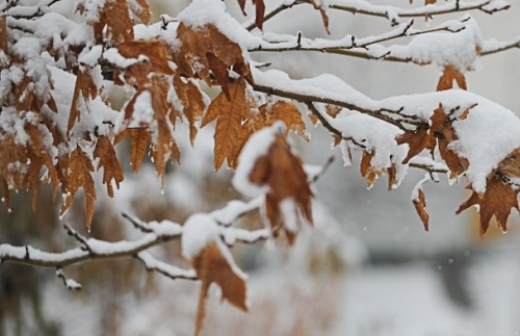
left=2, top=0, right=520, bottom=335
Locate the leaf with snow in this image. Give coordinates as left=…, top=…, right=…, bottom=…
left=182, top=214, right=247, bottom=336
left=173, top=75, right=207, bottom=146
left=60, top=146, right=96, bottom=230
left=234, top=125, right=313, bottom=244
left=173, top=23, right=253, bottom=99
left=456, top=175, right=519, bottom=237
left=68, top=69, right=99, bottom=134
left=93, top=136, right=124, bottom=198
left=437, top=65, right=467, bottom=91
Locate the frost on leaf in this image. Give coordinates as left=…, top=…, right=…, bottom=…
left=60, top=146, right=96, bottom=230
left=456, top=175, right=519, bottom=237
left=173, top=23, right=253, bottom=99
left=193, top=242, right=247, bottom=336
left=93, top=136, right=124, bottom=197
left=244, top=130, right=313, bottom=244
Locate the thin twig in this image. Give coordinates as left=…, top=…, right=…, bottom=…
left=245, top=0, right=304, bottom=31
left=327, top=0, right=508, bottom=19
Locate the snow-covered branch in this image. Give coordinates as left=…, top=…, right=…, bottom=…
left=327, top=0, right=509, bottom=21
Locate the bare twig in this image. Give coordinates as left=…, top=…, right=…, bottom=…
left=56, top=267, right=82, bottom=290
left=245, top=0, right=304, bottom=31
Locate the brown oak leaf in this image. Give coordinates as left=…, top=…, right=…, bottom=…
left=173, top=23, right=253, bottom=99
left=359, top=150, right=394, bottom=189
left=262, top=100, right=310, bottom=141
left=94, top=136, right=124, bottom=197
left=115, top=128, right=151, bottom=173
left=397, top=105, right=448, bottom=164
left=60, top=146, right=97, bottom=230
left=308, top=0, right=330, bottom=34
left=193, top=242, right=247, bottom=336
left=0, top=15, right=7, bottom=53
left=173, top=75, right=207, bottom=146
left=68, top=69, right=99, bottom=134
left=24, top=123, right=59, bottom=210
left=249, top=134, right=313, bottom=244
left=437, top=65, right=467, bottom=91
left=117, top=40, right=174, bottom=75
left=201, top=78, right=255, bottom=170
left=413, top=188, right=429, bottom=231
left=456, top=175, right=519, bottom=237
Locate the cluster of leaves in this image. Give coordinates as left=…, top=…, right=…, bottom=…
left=2, top=0, right=520, bottom=334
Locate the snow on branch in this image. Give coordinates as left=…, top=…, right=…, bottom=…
left=327, top=0, right=509, bottom=21
left=0, top=197, right=274, bottom=288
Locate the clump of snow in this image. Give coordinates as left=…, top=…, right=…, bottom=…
left=181, top=213, right=220, bottom=259
left=233, top=123, right=282, bottom=198
left=176, top=0, right=263, bottom=49
left=388, top=15, right=483, bottom=71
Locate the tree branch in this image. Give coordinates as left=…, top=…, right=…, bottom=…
left=325, top=0, right=509, bottom=20
left=245, top=0, right=304, bottom=31
left=251, top=19, right=464, bottom=53
left=252, top=82, right=415, bottom=129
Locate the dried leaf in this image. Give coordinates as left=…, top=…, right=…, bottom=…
left=131, top=0, right=152, bottom=24
left=201, top=78, right=255, bottom=170
left=397, top=105, right=447, bottom=163
left=252, top=0, right=266, bottom=30
left=117, top=40, right=174, bottom=75
left=149, top=76, right=181, bottom=176
left=115, top=128, right=151, bottom=173
left=308, top=0, right=330, bottom=34
left=0, top=15, right=7, bottom=53
left=437, top=124, right=468, bottom=179
left=497, top=147, right=520, bottom=179
left=437, top=65, right=467, bottom=91
left=173, top=75, right=207, bottom=146
left=60, top=146, right=97, bottom=229
left=68, top=69, right=99, bottom=133
left=456, top=175, right=519, bottom=237
left=24, top=123, right=59, bottom=210
left=332, top=134, right=342, bottom=148
left=413, top=188, right=430, bottom=231
left=173, top=23, right=253, bottom=96
left=193, top=242, right=247, bottom=336
left=307, top=109, right=319, bottom=126
left=262, top=100, right=309, bottom=141
left=101, top=0, right=134, bottom=44
left=94, top=136, right=124, bottom=197
left=249, top=134, right=313, bottom=243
